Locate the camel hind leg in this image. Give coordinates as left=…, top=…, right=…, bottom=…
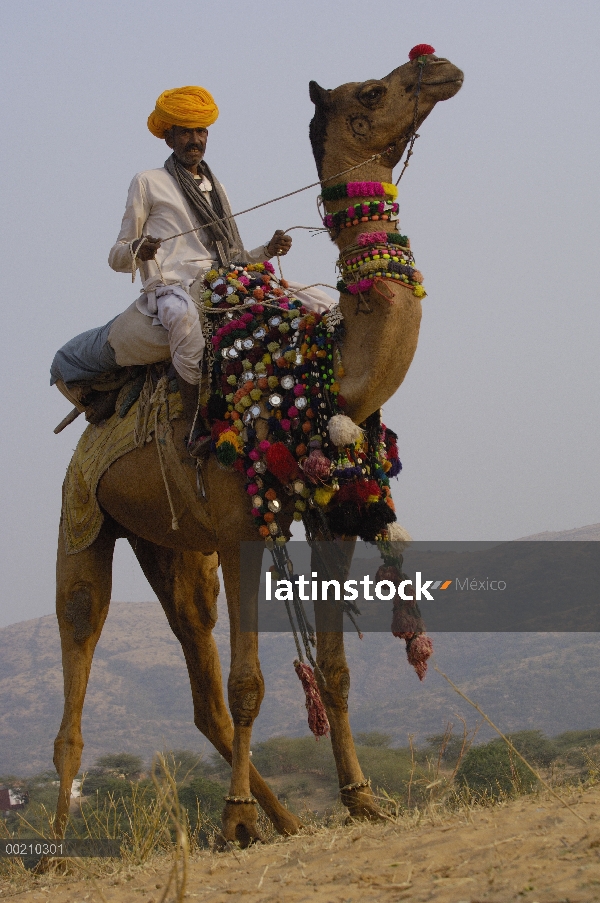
left=53, top=516, right=117, bottom=836
left=128, top=536, right=302, bottom=839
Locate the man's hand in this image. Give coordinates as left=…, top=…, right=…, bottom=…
left=265, top=230, right=292, bottom=258
left=132, top=236, right=162, bottom=261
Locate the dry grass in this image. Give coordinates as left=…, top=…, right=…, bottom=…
left=4, top=723, right=600, bottom=901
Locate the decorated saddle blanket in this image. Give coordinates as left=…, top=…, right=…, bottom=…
left=62, top=372, right=182, bottom=554
left=196, top=262, right=401, bottom=545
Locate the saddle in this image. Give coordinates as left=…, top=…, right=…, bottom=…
left=54, top=365, right=174, bottom=431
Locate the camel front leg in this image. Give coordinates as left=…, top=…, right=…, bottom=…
left=53, top=516, right=117, bottom=836
left=128, top=536, right=302, bottom=837
left=313, top=542, right=383, bottom=820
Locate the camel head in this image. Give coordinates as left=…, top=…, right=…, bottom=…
left=309, top=54, right=463, bottom=180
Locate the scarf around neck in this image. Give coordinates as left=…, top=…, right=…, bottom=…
left=164, top=153, right=246, bottom=267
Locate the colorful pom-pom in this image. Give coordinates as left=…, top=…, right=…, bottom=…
left=302, top=449, right=332, bottom=484
left=265, top=442, right=300, bottom=484
left=328, top=414, right=363, bottom=448
left=407, top=633, right=434, bottom=680
left=294, top=661, right=330, bottom=738
left=409, top=44, right=435, bottom=61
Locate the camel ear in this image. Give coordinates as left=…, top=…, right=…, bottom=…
left=309, top=80, right=331, bottom=107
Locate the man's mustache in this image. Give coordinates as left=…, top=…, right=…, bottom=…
left=184, top=144, right=204, bottom=152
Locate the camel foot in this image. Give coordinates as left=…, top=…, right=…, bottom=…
left=218, top=801, right=264, bottom=849
left=341, top=785, right=386, bottom=821
left=269, top=808, right=304, bottom=837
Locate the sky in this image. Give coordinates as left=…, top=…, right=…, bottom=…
left=0, top=0, right=598, bottom=628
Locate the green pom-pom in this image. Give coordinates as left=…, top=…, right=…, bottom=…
left=216, top=442, right=238, bottom=467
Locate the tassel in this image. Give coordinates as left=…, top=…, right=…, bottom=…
left=328, top=414, right=363, bottom=447
left=265, top=441, right=300, bottom=483
left=302, top=449, right=332, bottom=484
left=391, top=599, right=423, bottom=638
left=387, top=522, right=412, bottom=546
left=406, top=633, right=434, bottom=681
left=294, top=661, right=330, bottom=739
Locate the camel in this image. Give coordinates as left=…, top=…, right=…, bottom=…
left=53, top=51, right=463, bottom=847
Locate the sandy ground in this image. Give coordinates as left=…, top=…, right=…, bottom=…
left=3, top=785, right=600, bottom=903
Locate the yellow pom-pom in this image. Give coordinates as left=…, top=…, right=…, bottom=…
left=314, top=486, right=336, bottom=507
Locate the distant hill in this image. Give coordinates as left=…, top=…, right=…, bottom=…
left=515, top=524, right=600, bottom=540
left=2, top=523, right=599, bottom=776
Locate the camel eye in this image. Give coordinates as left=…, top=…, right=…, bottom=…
left=358, top=84, right=386, bottom=107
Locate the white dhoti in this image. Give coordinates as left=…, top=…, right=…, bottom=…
left=71, top=279, right=335, bottom=389
left=108, top=285, right=205, bottom=385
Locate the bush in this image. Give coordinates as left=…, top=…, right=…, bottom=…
left=167, top=750, right=206, bottom=781
left=355, top=746, right=413, bottom=796
left=81, top=771, right=144, bottom=800
left=94, top=753, right=144, bottom=778
left=506, top=730, right=557, bottom=767
left=423, top=734, right=466, bottom=766
left=178, top=776, right=225, bottom=826
left=355, top=732, right=392, bottom=748
left=455, top=740, right=538, bottom=799
left=244, top=736, right=337, bottom=779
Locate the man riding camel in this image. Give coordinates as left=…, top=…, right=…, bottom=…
left=51, top=85, right=333, bottom=450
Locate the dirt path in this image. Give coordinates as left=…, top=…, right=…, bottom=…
left=3, top=785, right=600, bottom=902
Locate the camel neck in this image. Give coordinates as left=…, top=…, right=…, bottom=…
left=320, top=165, right=398, bottom=254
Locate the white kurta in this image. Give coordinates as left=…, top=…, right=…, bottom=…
left=108, top=167, right=269, bottom=303
left=108, top=166, right=335, bottom=314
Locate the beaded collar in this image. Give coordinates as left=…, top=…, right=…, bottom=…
left=334, top=231, right=426, bottom=298
left=322, top=200, right=399, bottom=232
left=320, top=180, right=398, bottom=202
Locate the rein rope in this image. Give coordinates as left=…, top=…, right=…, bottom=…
left=395, top=58, right=426, bottom=186
left=153, top=152, right=391, bottom=247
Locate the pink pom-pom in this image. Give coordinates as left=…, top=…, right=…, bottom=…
left=259, top=440, right=271, bottom=452
left=346, top=278, right=374, bottom=295
left=288, top=406, right=299, bottom=418
left=358, top=231, right=387, bottom=246
left=407, top=634, right=433, bottom=680
left=241, top=312, right=253, bottom=323
left=294, top=661, right=330, bottom=738
left=302, top=449, right=331, bottom=484
left=247, top=467, right=256, bottom=477
left=248, top=449, right=260, bottom=461
left=293, top=384, right=304, bottom=396
left=252, top=304, right=265, bottom=313
left=281, top=419, right=291, bottom=431
left=409, top=43, right=435, bottom=61
left=247, top=483, right=258, bottom=495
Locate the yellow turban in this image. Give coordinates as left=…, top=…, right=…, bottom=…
left=147, top=86, right=219, bottom=139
